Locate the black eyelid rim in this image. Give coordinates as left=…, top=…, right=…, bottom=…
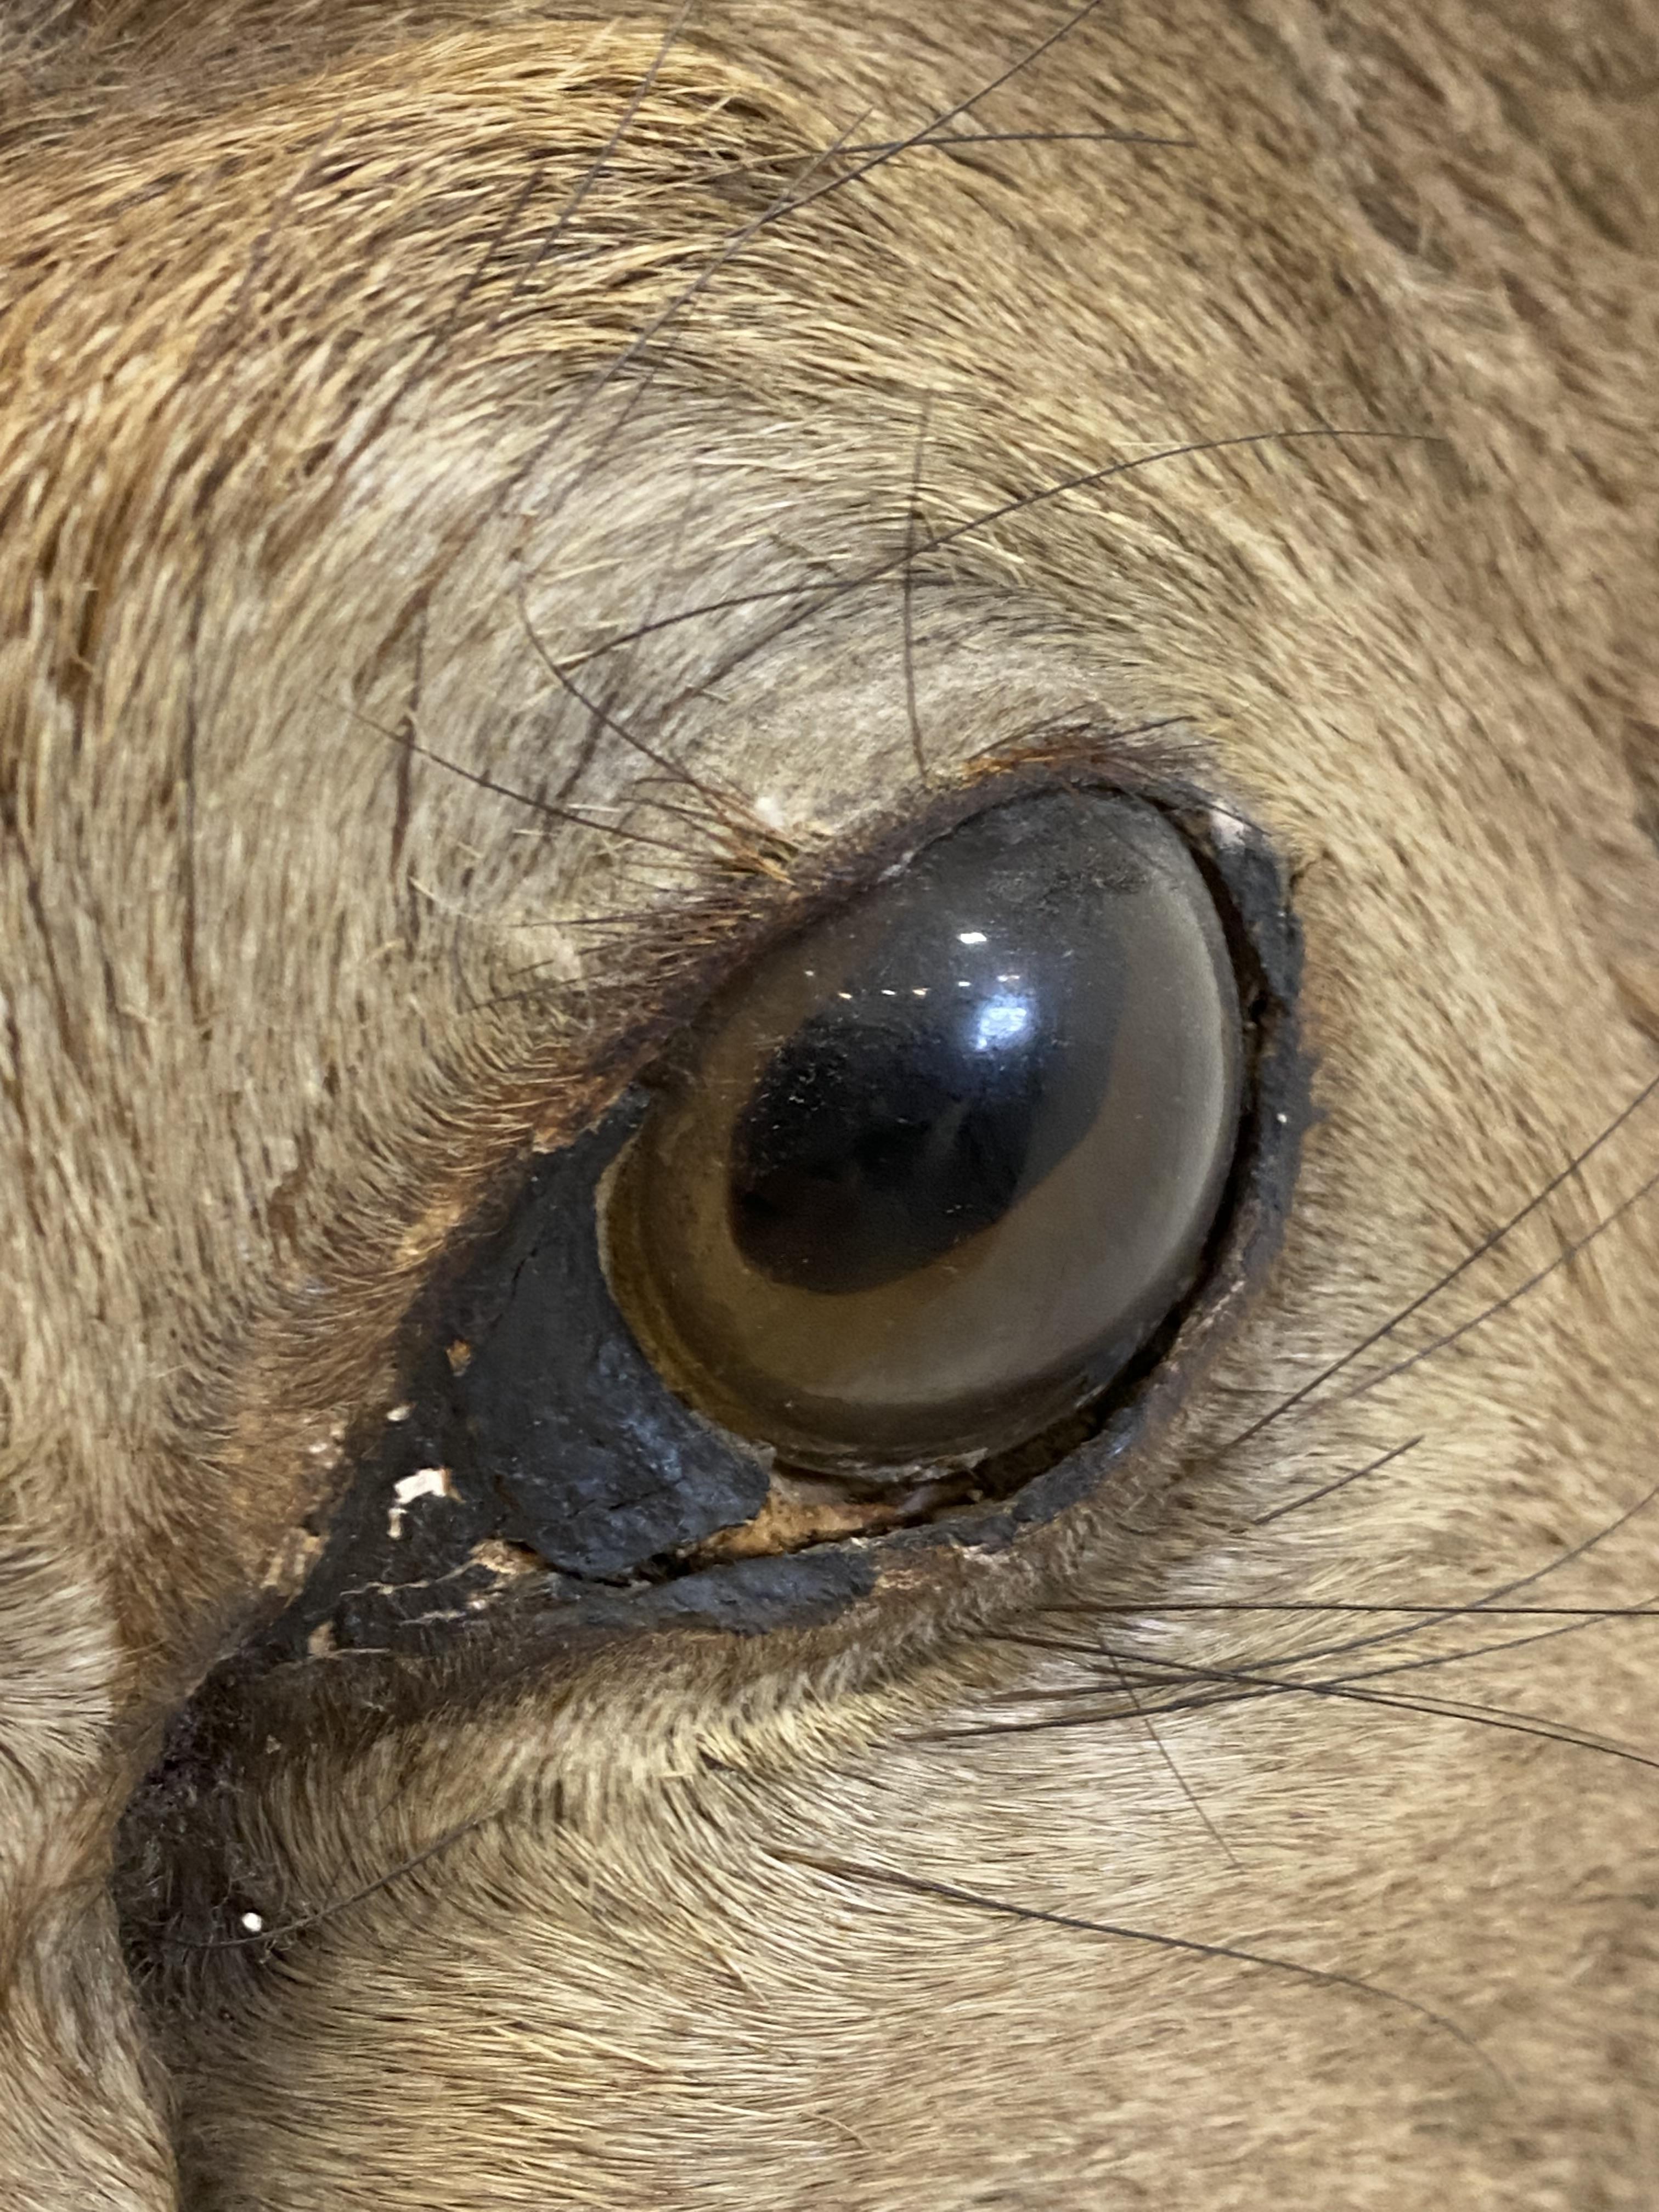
left=420, top=733, right=1309, bottom=1578
left=498, top=735, right=1309, bottom=1579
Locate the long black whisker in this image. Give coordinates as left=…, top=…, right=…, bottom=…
left=499, top=5, right=1139, bottom=594
left=772, top=1851, right=1504, bottom=2086
left=1336, top=1156, right=1659, bottom=1405
left=563, top=424, right=1434, bottom=682
left=345, top=702, right=704, bottom=860
left=947, top=1638, right=1659, bottom=1780
left=1251, top=1435, right=1425, bottom=1525
left=839, top=129, right=1197, bottom=154
left=958, top=1674, right=1659, bottom=1780
left=1057, top=1604, right=1659, bottom=1617
left=1156, top=1649, right=1659, bottom=1774
left=1098, top=1649, right=1241, bottom=1867
left=165, top=1813, right=496, bottom=1953
left=487, top=4, right=696, bottom=333
left=1216, top=1068, right=1659, bottom=1457
left=902, top=396, right=933, bottom=789
left=366, top=8, right=692, bottom=446
left=516, top=590, right=757, bottom=833
left=489, top=111, right=870, bottom=552
left=1326, top=1595, right=1659, bottom=1692
left=1264, top=1474, right=1659, bottom=1673
left=742, top=0, right=1122, bottom=233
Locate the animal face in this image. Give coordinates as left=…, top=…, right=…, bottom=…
left=3, top=3, right=1657, bottom=2204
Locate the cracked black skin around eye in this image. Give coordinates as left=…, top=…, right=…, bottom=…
left=606, top=790, right=1244, bottom=1472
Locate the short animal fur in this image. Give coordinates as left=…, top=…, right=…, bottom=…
left=2, top=1, right=1658, bottom=2204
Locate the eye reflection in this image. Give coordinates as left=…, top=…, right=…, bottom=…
left=604, top=789, right=1245, bottom=1472
left=972, top=995, right=1031, bottom=1049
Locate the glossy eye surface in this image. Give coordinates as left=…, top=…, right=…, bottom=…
left=604, top=789, right=1243, bottom=1471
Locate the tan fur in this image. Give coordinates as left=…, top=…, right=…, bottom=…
left=2, top=1, right=1658, bottom=2203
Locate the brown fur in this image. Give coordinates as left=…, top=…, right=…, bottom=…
left=3, top=1, right=1658, bottom=2203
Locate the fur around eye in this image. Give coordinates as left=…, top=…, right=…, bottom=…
left=199, top=766, right=1302, bottom=1668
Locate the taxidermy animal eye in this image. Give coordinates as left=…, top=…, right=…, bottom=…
left=603, top=789, right=1244, bottom=1473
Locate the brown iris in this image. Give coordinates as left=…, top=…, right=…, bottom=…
left=603, top=790, right=1243, bottom=1472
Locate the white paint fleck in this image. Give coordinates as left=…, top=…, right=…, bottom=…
left=957, top=930, right=988, bottom=945
left=240, top=1911, right=264, bottom=1934
left=385, top=1402, right=413, bottom=1424
left=394, top=1467, right=452, bottom=1505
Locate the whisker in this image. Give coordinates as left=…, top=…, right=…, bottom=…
left=365, top=10, right=696, bottom=452
left=741, top=0, right=1123, bottom=233
left=1251, top=1435, right=1425, bottom=1526
left=345, top=702, right=707, bottom=861
left=490, top=100, right=874, bottom=533
left=516, top=591, right=762, bottom=838
left=948, top=1639, right=1659, bottom=1781
left=486, top=4, right=697, bottom=335
left=839, top=129, right=1198, bottom=154
left=1166, top=1652, right=1659, bottom=1776
left=1057, top=1601, right=1659, bottom=1618
left=565, top=424, right=1435, bottom=683
left=1216, top=1068, right=1659, bottom=1457
left=491, top=5, right=1153, bottom=606
left=1327, top=1594, right=1659, bottom=1691
left=1336, top=1155, right=1659, bottom=1405
left=165, top=1812, right=496, bottom=1954
left=1118, top=1584, right=1659, bottom=1691
left=1097, top=1649, right=1241, bottom=1868
left=1269, top=1473, right=1659, bottom=1672
left=772, top=1850, right=1504, bottom=2087
left=902, top=396, right=933, bottom=789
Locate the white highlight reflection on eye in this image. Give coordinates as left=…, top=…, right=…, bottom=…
left=971, top=994, right=1033, bottom=1052
left=957, top=929, right=988, bottom=945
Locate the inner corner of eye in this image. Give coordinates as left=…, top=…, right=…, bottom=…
left=600, top=787, right=1249, bottom=1479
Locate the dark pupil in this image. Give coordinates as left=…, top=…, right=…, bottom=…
left=727, top=863, right=1117, bottom=1293
left=729, top=1009, right=1060, bottom=1293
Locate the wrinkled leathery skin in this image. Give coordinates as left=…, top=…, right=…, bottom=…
left=2, top=3, right=1657, bottom=2206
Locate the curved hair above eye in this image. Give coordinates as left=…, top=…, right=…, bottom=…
left=603, top=789, right=1245, bottom=1472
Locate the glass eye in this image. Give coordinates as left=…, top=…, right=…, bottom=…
left=602, top=789, right=1244, bottom=1472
